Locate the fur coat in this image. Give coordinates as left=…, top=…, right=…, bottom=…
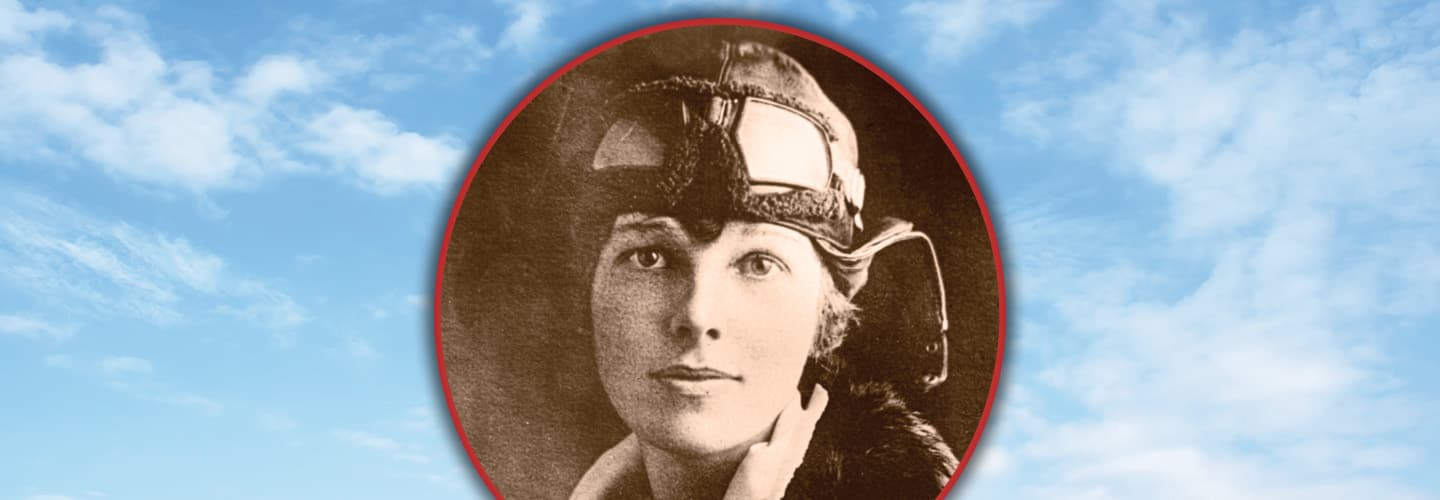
left=780, top=380, right=958, bottom=500
left=572, top=379, right=958, bottom=500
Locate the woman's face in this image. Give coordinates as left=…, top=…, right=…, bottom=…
left=591, top=213, right=826, bottom=457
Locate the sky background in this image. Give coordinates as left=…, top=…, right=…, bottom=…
left=2, top=0, right=1437, bottom=499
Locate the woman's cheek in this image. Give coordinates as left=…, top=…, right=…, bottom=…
left=740, top=289, right=821, bottom=376
left=596, top=272, right=675, bottom=364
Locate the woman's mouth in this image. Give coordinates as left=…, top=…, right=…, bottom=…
left=648, top=365, right=741, bottom=396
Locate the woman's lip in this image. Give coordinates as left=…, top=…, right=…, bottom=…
left=649, top=369, right=741, bottom=397
left=647, top=365, right=741, bottom=381
left=653, top=377, right=738, bottom=397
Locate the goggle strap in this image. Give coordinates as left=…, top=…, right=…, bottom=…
left=814, top=219, right=950, bottom=392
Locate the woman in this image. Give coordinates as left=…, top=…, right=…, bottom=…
left=569, top=39, right=958, bottom=500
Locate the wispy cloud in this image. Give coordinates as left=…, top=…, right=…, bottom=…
left=979, top=1, right=1440, bottom=497
left=161, top=392, right=224, bottom=415
left=0, top=187, right=307, bottom=333
left=0, top=312, right=74, bottom=340
left=103, top=379, right=224, bottom=416
left=656, top=0, right=786, bottom=9
left=825, top=0, right=876, bottom=24
left=495, top=0, right=552, bottom=55
left=394, top=406, right=442, bottom=433
left=902, top=0, right=1059, bottom=62
left=343, top=336, right=380, bottom=360
left=19, top=494, right=106, bottom=500
left=215, top=279, right=308, bottom=332
left=334, top=429, right=402, bottom=451
left=365, top=292, right=429, bottom=321
left=333, top=428, right=431, bottom=464
left=98, top=355, right=153, bottom=375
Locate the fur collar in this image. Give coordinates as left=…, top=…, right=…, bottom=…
left=782, top=380, right=958, bottom=499
left=571, top=380, right=957, bottom=500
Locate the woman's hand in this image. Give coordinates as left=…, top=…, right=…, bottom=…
left=724, top=384, right=830, bottom=500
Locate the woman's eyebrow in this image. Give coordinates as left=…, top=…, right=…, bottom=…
left=612, top=218, right=689, bottom=242
left=734, top=224, right=810, bottom=245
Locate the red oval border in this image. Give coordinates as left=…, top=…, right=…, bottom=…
left=433, top=17, right=1008, bottom=500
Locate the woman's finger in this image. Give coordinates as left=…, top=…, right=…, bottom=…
left=793, top=384, right=829, bottom=446
left=727, top=386, right=831, bottom=500
left=767, top=389, right=806, bottom=445
left=769, top=384, right=829, bottom=498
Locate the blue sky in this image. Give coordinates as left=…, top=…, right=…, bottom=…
left=2, top=0, right=1437, bottom=499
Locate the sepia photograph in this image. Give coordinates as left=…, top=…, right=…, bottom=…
left=8, top=2, right=1437, bottom=499
left=437, top=21, right=1003, bottom=500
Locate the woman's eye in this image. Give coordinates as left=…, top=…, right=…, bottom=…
left=628, top=249, right=666, bottom=269
left=738, top=254, right=784, bottom=278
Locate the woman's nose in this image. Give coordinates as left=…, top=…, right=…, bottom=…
left=670, top=267, right=726, bottom=342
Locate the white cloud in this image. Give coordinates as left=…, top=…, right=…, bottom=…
left=0, top=188, right=307, bottom=331
left=366, top=292, right=428, bottom=320
left=903, top=0, right=1059, bottom=61
left=0, top=7, right=252, bottom=193
left=216, top=279, right=308, bottom=331
left=825, top=0, right=876, bottom=24
left=968, top=443, right=1012, bottom=478
left=0, top=313, right=74, bottom=340
left=396, top=406, right=441, bottom=432
left=496, top=0, right=550, bottom=54
left=344, top=336, right=379, bottom=360
left=0, top=0, right=70, bottom=45
left=369, top=305, right=390, bottom=319
left=656, top=0, right=784, bottom=8
left=98, top=355, right=152, bottom=375
left=1349, top=444, right=1425, bottom=470
left=414, top=15, right=494, bottom=71
left=333, top=429, right=401, bottom=451
left=302, top=105, right=464, bottom=195
left=333, top=423, right=438, bottom=465
left=983, top=1, right=1440, bottom=498
left=237, top=54, right=325, bottom=103
left=0, top=2, right=467, bottom=196
left=283, top=13, right=495, bottom=78
left=162, top=392, right=223, bottom=415
left=106, top=378, right=224, bottom=416
left=394, top=453, right=432, bottom=465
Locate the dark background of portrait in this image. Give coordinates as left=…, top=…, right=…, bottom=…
left=439, top=25, right=1000, bottom=500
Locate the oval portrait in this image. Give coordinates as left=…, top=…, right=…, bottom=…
left=436, top=20, right=1004, bottom=500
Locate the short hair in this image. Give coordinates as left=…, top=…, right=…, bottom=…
left=815, top=267, right=858, bottom=358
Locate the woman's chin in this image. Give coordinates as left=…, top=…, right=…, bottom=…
left=636, top=417, right=764, bottom=459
